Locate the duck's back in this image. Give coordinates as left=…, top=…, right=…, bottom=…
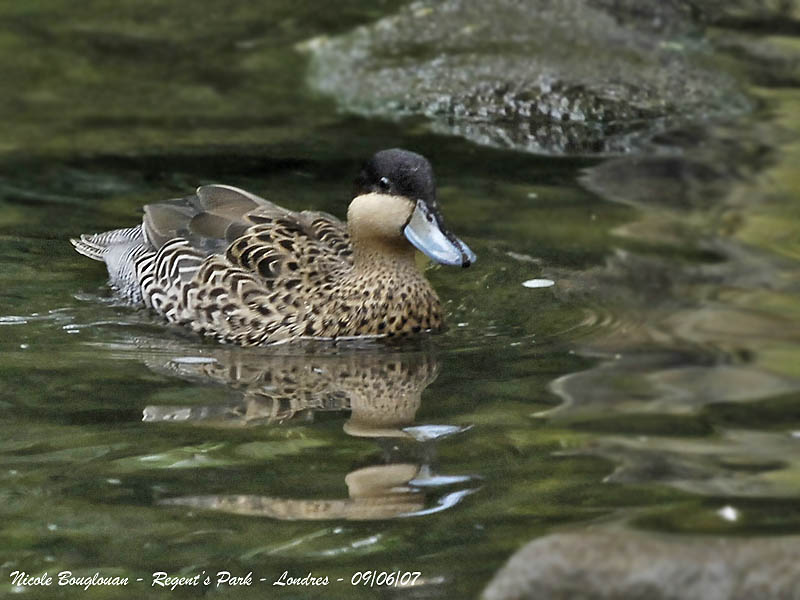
left=72, top=185, right=354, bottom=344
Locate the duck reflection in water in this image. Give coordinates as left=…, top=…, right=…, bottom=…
left=137, top=342, right=474, bottom=520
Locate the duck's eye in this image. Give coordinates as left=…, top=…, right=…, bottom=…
left=378, top=176, right=391, bottom=192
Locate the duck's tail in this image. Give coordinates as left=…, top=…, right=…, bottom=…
left=70, top=225, right=145, bottom=261
left=71, top=225, right=156, bottom=305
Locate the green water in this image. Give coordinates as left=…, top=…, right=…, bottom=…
left=3, top=2, right=800, bottom=599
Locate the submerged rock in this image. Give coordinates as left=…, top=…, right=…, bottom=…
left=483, top=531, right=800, bottom=600
left=300, top=0, right=749, bottom=155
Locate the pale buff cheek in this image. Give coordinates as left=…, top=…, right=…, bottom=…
left=347, top=193, right=414, bottom=240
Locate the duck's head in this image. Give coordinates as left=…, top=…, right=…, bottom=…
left=348, top=149, right=476, bottom=267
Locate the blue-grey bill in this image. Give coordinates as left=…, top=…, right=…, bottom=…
left=403, top=200, right=476, bottom=267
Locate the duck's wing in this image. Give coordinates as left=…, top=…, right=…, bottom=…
left=147, top=185, right=354, bottom=341
left=143, top=184, right=279, bottom=255
left=144, top=185, right=351, bottom=267
left=172, top=198, right=354, bottom=343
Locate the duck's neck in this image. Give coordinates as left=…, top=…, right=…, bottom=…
left=350, top=237, right=419, bottom=274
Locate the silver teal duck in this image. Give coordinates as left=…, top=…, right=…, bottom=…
left=71, top=149, right=476, bottom=345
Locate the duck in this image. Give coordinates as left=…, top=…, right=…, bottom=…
left=71, top=149, right=476, bottom=346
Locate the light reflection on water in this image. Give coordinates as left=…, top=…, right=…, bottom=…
left=137, top=343, right=478, bottom=521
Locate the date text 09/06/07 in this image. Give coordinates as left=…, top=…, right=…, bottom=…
left=275, top=570, right=422, bottom=587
